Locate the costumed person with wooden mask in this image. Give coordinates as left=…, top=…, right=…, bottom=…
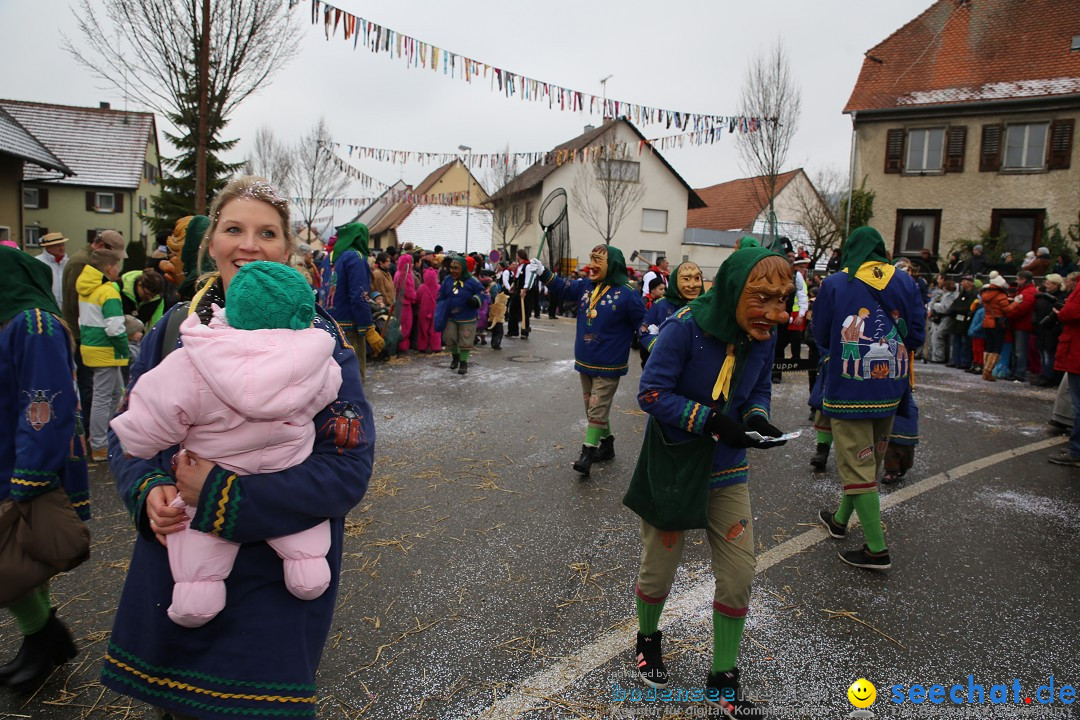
left=622, top=246, right=793, bottom=717
left=529, top=245, right=646, bottom=477
left=0, top=246, right=90, bottom=692
left=637, top=261, right=704, bottom=367
left=813, top=227, right=925, bottom=570
left=322, top=222, right=380, bottom=383
left=435, top=254, right=485, bottom=375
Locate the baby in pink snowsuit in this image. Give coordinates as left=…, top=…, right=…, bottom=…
left=111, top=262, right=342, bottom=628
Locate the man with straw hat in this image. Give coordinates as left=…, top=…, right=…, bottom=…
left=35, top=232, right=69, bottom=310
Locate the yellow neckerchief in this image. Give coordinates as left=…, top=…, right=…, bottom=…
left=587, top=283, right=611, bottom=316
left=187, top=273, right=220, bottom=315
left=711, top=343, right=737, bottom=401
left=840, top=261, right=895, bottom=291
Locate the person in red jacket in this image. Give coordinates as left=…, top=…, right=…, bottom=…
left=1003, top=270, right=1037, bottom=382
left=1049, top=277, right=1080, bottom=466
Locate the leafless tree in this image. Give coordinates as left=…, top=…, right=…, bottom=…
left=570, top=136, right=646, bottom=245
left=793, top=167, right=844, bottom=267
left=735, top=41, right=802, bottom=250
left=245, top=125, right=294, bottom=190
left=290, top=119, right=350, bottom=235
left=484, top=146, right=531, bottom=255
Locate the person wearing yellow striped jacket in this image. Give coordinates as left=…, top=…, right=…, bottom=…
left=76, top=248, right=128, bottom=461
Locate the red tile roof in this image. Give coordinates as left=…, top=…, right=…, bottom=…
left=687, top=169, right=801, bottom=231
left=845, top=0, right=1080, bottom=113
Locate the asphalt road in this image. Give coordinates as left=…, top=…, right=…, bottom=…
left=2, top=315, right=1077, bottom=720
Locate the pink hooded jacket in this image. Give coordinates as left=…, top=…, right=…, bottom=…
left=110, top=307, right=343, bottom=474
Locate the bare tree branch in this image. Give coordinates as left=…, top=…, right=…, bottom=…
left=291, top=119, right=350, bottom=235
left=245, top=125, right=295, bottom=190
left=735, top=41, right=801, bottom=244
left=793, top=168, right=844, bottom=266
left=484, top=145, right=531, bottom=255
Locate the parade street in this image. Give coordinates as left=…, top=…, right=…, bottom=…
left=2, top=315, right=1077, bottom=720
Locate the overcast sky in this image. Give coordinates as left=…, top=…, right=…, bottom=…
left=2, top=0, right=932, bottom=225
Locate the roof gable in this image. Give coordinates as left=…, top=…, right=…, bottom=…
left=0, top=99, right=156, bottom=189
left=486, top=118, right=704, bottom=208
left=368, top=161, right=486, bottom=236
left=0, top=106, right=70, bottom=174
left=687, top=169, right=802, bottom=232
left=845, top=0, right=1080, bottom=113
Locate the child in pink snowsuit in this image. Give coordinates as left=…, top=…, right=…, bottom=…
left=393, top=254, right=417, bottom=353
left=416, top=267, right=442, bottom=352
left=110, top=262, right=342, bottom=628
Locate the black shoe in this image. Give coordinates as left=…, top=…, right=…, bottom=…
left=1048, top=451, right=1080, bottom=467
left=838, top=545, right=892, bottom=570
left=635, top=631, right=668, bottom=689
left=705, top=667, right=759, bottom=718
left=809, top=443, right=829, bottom=471
left=5, top=609, right=77, bottom=693
left=449, top=356, right=460, bottom=370
left=594, top=435, right=615, bottom=462
left=491, top=343, right=501, bottom=350
left=818, top=509, right=847, bottom=539
left=880, top=470, right=906, bottom=485
left=457, top=361, right=468, bottom=375
left=572, top=445, right=596, bottom=477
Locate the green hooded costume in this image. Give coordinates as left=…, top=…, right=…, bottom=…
left=840, top=226, right=889, bottom=282
left=598, top=245, right=630, bottom=288
left=662, top=261, right=703, bottom=308
left=332, top=223, right=370, bottom=263
left=0, top=246, right=62, bottom=324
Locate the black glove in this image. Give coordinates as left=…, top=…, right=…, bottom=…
left=745, top=415, right=787, bottom=449
left=705, top=411, right=753, bottom=449
left=467, top=295, right=482, bottom=308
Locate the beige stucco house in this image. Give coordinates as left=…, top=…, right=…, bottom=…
left=844, top=0, right=1079, bottom=262
left=484, top=119, right=704, bottom=274
left=0, top=100, right=162, bottom=255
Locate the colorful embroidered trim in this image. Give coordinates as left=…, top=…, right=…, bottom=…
left=821, top=397, right=901, bottom=413
left=680, top=401, right=708, bottom=433
left=709, top=464, right=749, bottom=488
left=196, top=469, right=240, bottom=540
left=574, top=359, right=629, bottom=374
left=742, top=405, right=768, bottom=422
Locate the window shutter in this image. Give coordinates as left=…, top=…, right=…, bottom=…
left=1048, top=119, right=1074, bottom=170
left=86, top=192, right=96, bottom=211
left=884, top=129, right=905, bottom=173
left=36, top=188, right=49, bottom=209
left=980, top=124, right=1002, bottom=172
left=944, top=126, right=967, bottom=172
left=87, top=230, right=96, bottom=243
left=114, top=193, right=124, bottom=213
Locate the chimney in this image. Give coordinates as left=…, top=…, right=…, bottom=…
left=99, top=102, right=111, bottom=110
left=584, top=124, right=595, bottom=133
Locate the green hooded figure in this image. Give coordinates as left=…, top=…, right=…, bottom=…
left=332, top=223, right=370, bottom=263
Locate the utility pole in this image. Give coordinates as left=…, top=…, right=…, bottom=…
left=195, top=0, right=210, bottom=214
left=459, top=146, right=471, bottom=255
left=599, top=75, right=613, bottom=119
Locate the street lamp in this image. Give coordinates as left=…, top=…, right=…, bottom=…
left=458, top=145, right=471, bottom=256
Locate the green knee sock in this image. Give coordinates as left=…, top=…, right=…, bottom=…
left=459, top=350, right=470, bottom=363
left=636, top=597, right=665, bottom=635
left=712, top=612, right=746, bottom=673
left=602, top=424, right=612, bottom=439
left=852, top=493, right=886, bottom=552
left=834, top=495, right=855, bottom=525
left=9, top=585, right=51, bottom=635
left=584, top=426, right=604, bottom=447
left=816, top=430, right=833, bottom=444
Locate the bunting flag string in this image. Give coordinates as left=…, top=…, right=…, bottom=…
left=325, top=125, right=741, bottom=172
left=290, top=196, right=380, bottom=207
left=299, top=0, right=764, bottom=134
left=327, top=151, right=473, bottom=207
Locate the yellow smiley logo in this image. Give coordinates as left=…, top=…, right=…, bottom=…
left=847, top=678, right=877, bottom=708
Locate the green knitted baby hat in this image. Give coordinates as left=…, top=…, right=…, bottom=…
left=226, top=261, right=315, bottom=331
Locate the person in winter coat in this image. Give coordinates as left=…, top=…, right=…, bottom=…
left=322, top=223, right=378, bottom=383
left=100, top=176, right=373, bottom=720
left=1003, top=270, right=1037, bottom=382
left=1033, top=273, right=1067, bottom=387
left=529, top=245, right=646, bottom=476
left=393, top=253, right=417, bottom=353
left=415, top=267, right=441, bottom=353
left=946, top=275, right=977, bottom=369
left=370, top=252, right=396, bottom=317
left=625, top=246, right=793, bottom=716
left=1049, top=274, right=1080, bottom=466
left=814, top=227, right=925, bottom=571
left=967, top=298, right=987, bottom=374
left=1026, top=247, right=1052, bottom=277
left=119, top=268, right=167, bottom=332
left=77, top=248, right=129, bottom=462
left=435, top=255, right=485, bottom=375
left=637, top=261, right=704, bottom=367
left=979, top=275, right=1013, bottom=382
left=926, top=275, right=957, bottom=363
left=0, top=246, right=90, bottom=694
left=110, top=262, right=343, bottom=628
left=475, top=275, right=492, bottom=346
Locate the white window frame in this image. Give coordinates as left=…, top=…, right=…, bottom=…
left=1003, top=122, right=1049, bottom=170
left=23, top=188, right=39, bottom=208
left=95, top=192, right=115, bottom=212
left=905, top=127, right=945, bottom=173
left=641, top=208, right=668, bottom=233
left=0, top=226, right=10, bottom=242
left=24, top=226, right=43, bottom=247
left=598, top=159, right=641, bottom=183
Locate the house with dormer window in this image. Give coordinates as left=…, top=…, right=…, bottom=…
left=844, top=0, right=1079, bottom=263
